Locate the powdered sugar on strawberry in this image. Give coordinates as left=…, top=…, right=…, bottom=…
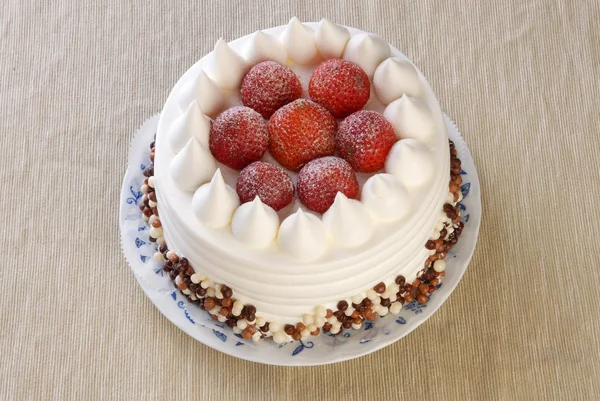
left=236, top=161, right=294, bottom=211
left=308, top=59, right=370, bottom=118
left=241, top=61, right=302, bottom=119
left=268, top=99, right=336, bottom=172
left=336, top=110, right=396, bottom=172
left=209, top=106, right=269, bottom=170
left=297, top=156, right=359, bottom=214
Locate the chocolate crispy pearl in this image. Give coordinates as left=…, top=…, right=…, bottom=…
left=143, top=139, right=465, bottom=340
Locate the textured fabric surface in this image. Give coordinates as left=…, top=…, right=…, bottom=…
left=1, top=0, right=599, bottom=399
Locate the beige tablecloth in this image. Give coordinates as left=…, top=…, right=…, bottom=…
left=1, top=0, right=599, bottom=399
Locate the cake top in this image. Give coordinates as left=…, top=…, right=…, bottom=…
left=156, top=18, right=448, bottom=264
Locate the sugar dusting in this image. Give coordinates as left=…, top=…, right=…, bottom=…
left=236, top=161, right=294, bottom=211
left=240, top=61, right=302, bottom=119
left=308, top=59, right=370, bottom=118
left=268, top=99, right=337, bottom=171
left=208, top=106, right=269, bottom=170
left=297, top=156, right=359, bottom=213
left=337, top=110, right=396, bottom=172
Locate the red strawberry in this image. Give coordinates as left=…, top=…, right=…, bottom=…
left=241, top=61, right=302, bottom=119
left=297, top=156, right=359, bottom=213
left=209, top=106, right=268, bottom=170
left=336, top=110, right=396, bottom=172
left=268, top=99, right=336, bottom=171
left=236, top=161, right=294, bottom=211
left=308, top=59, right=370, bottom=118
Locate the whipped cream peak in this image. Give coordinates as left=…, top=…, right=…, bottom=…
left=315, top=19, right=351, bottom=60
left=373, top=58, right=422, bottom=104
left=192, top=169, right=240, bottom=228
left=170, top=138, right=217, bottom=192
left=280, top=17, right=319, bottom=64
left=177, top=70, right=226, bottom=118
left=244, top=30, right=288, bottom=65
left=385, top=139, right=435, bottom=188
left=204, top=38, right=248, bottom=90
left=322, top=193, right=374, bottom=247
left=362, top=173, right=411, bottom=222
left=383, top=94, right=436, bottom=148
left=343, top=32, right=391, bottom=77
left=168, top=100, right=211, bottom=153
left=278, top=209, right=328, bottom=261
left=231, top=197, right=279, bottom=248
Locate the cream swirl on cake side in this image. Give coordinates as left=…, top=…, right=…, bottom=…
left=153, top=19, right=450, bottom=324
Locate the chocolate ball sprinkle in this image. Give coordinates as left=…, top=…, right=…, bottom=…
left=221, top=285, right=233, bottom=299
left=373, top=282, right=386, bottom=294
left=337, top=301, right=348, bottom=312
left=284, top=325, right=295, bottom=335
left=417, top=294, right=429, bottom=304
left=203, top=298, right=215, bottom=310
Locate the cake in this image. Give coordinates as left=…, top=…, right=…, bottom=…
left=140, top=18, right=465, bottom=343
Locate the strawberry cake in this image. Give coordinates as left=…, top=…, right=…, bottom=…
left=140, top=18, right=465, bottom=343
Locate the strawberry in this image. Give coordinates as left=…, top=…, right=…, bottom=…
left=209, top=106, right=269, bottom=170
left=236, top=161, right=294, bottom=211
left=241, top=61, right=302, bottom=119
left=268, top=99, right=336, bottom=171
left=336, top=110, right=396, bottom=172
left=297, top=156, right=359, bottom=213
left=308, top=59, right=370, bottom=118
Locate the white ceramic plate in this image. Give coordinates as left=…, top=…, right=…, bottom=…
left=120, top=114, right=481, bottom=366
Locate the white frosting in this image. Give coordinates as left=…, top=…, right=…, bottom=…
left=192, top=169, right=240, bottom=228
left=278, top=209, right=328, bottom=261
left=373, top=58, right=422, bottom=104
left=315, top=19, right=350, bottom=59
left=169, top=138, right=217, bottom=192
left=343, top=33, right=391, bottom=77
left=384, top=95, right=437, bottom=148
left=322, top=193, right=374, bottom=247
left=385, top=139, right=435, bottom=187
left=177, top=70, right=225, bottom=118
left=204, top=38, right=248, bottom=90
left=231, top=197, right=279, bottom=248
left=244, top=30, right=287, bottom=65
left=155, top=23, right=450, bottom=324
left=168, top=100, right=211, bottom=153
left=362, top=174, right=411, bottom=222
left=280, top=17, right=319, bottom=64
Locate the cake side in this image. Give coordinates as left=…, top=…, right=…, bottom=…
left=141, top=138, right=465, bottom=342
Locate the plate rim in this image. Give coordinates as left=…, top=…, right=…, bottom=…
left=119, top=114, right=481, bottom=366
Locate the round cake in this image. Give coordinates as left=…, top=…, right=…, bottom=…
left=142, top=18, right=465, bottom=343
